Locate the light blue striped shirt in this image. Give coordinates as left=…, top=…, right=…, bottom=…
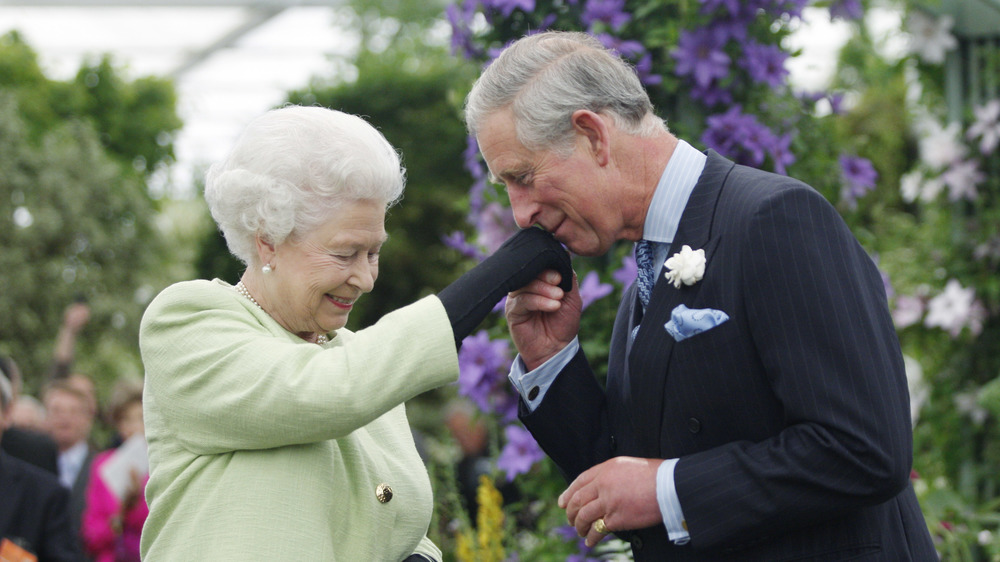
left=508, top=139, right=706, bottom=545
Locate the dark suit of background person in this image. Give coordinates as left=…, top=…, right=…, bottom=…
left=0, top=355, right=60, bottom=475
left=465, top=32, right=937, bottom=561
left=1, top=374, right=83, bottom=562
left=0, top=426, right=60, bottom=475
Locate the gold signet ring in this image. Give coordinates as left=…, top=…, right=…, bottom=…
left=593, top=518, right=609, bottom=534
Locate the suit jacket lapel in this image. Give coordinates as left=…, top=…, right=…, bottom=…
left=626, top=151, right=734, bottom=454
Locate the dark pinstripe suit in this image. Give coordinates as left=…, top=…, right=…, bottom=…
left=521, top=152, right=937, bottom=560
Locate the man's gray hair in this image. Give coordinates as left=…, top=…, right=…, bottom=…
left=204, top=105, right=405, bottom=267
left=464, top=31, right=666, bottom=156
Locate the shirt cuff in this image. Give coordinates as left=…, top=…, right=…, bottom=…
left=656, top=458, right=690, bottom=545
left=507, top=338, right=580, bottom=412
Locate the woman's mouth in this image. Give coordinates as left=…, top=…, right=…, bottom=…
left=326, top=294, right=354, bottom=310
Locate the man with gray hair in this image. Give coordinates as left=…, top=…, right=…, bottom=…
left=1, top=369, right=82, bottom=561
left=467, top=31, right=936, bottom=560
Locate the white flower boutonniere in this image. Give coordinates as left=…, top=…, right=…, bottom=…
left=664, top=245, right=706, bottom=289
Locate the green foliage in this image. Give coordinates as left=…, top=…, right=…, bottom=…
left=0, top=34, right=182, bottom=395
left=0, top=31, right=181, bottom=174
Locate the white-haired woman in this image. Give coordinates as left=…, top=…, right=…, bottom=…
left=138, top=106, right=571, bottom=561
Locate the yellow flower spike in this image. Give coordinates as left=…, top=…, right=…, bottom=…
left=455, top=533, right=474, bottom=562
left=476, top=474, right=505, bottom=562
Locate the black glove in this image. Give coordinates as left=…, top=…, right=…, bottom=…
left=438, top=227, right=573, bottom=347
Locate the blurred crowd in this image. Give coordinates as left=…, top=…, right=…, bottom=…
left=1, top=302, right=148, bottom=562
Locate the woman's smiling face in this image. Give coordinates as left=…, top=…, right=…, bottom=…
left=263, top=198, right=387, bottom=339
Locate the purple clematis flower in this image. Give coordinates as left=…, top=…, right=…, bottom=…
left=769, top=132, right=796, bottom=175
left=446, top=0, right=483, bottom=59
left=699, top=0, right=742, bottom=17
left=740, top=40, right=789, bottom=88
left=613, top=253, right=638, bottom=289
left=702, top=106, right=784, bottom=169
left=442, top=231, right=485, bottom=260
left=691, top=82, right=734, bottom=106
left=483, top=0, right=535, bottom=18
left=474, top=202, right=519, bottom=254
left=634, top=53, right=663, bottom=86
left=582, top=0, right=631, bottom=31
left=672, top=27, right=731, bottom=89
left=579, top=270, right=614, bottom=310
left=839, top=154, right=879, bottom=208
left=497, top=425, right=546, bottom=481
left=463, top=135, right=484, bottom=179
left=457, top=331, right=513, bottom=416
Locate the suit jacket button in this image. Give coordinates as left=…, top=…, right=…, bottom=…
left=609, top=435, right=617, bottom=452
left=688, top=418, right=701, bottom=434
left=376, top=483, right=393, bottom=503
left=632, top=535, right=644, bottom=550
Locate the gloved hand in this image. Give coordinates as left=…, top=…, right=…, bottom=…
left=438, top=227, right=573, bottom=347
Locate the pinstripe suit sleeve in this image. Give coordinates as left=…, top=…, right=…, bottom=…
left=673, top=183, right=913, bottom=547
left=519, top=349, right=613, bottom=480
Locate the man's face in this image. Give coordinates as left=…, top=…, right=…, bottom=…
left=476, top=108, right=623, bottom=257
left=44, top=389, right=93, bottom=451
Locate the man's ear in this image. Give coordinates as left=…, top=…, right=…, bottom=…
left=571, top=110, right=611, bottom=166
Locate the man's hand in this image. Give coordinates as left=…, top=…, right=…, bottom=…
left=558, top=456, right=664, bottom=547
left=505, top=270, right=582, bottom=370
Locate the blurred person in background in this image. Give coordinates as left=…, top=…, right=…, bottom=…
left=0, top=355, right=59, bottom=475
left=11, top=394, right=48, bottom=433
left=138, top=105, right=571, bottom=561
left=81, top=379, right=147, bottom=562
left=1, top=370, right=83, bottom=562
left=43, top=380, right=96, bottom=555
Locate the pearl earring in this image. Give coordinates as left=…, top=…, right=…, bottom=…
left=262, top=263, right=272, bottom=274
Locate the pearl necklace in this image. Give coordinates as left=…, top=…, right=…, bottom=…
left=235, top=281, right=328, bottom=345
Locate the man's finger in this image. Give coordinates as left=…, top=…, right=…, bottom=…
left=558, top=465, right=598, bottom=508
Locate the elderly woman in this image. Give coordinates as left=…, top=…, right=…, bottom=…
left=138, top=106, right=570, bottom=561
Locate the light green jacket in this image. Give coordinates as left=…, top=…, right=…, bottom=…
left=138, top=279, right=458, bottom=561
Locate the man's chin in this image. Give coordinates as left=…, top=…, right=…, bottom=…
left=561, top=238, right=606, bottom=258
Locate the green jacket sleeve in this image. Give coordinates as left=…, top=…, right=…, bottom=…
left=139, top=280, right=458, bottom=455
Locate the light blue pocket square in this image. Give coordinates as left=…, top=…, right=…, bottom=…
left=664, top=304, right=729, bottom=342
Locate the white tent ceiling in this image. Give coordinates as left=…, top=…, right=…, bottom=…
left=2, top=1, right=358, bottom=197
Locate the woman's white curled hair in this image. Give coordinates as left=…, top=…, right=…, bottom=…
left=204, top=105, right=405, bottom=267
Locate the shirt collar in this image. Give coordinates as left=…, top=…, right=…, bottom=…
left=641, top=139, right=707, bottom=245
left=58, top=440, right=88, bottom=487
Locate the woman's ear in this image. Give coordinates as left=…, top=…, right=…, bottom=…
left=255, top=234, right=276, bottom=268
left=571, top=110, right=611, bottom=166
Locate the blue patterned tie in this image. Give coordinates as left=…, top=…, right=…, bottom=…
left=635, top=239, right=656, bottom=308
